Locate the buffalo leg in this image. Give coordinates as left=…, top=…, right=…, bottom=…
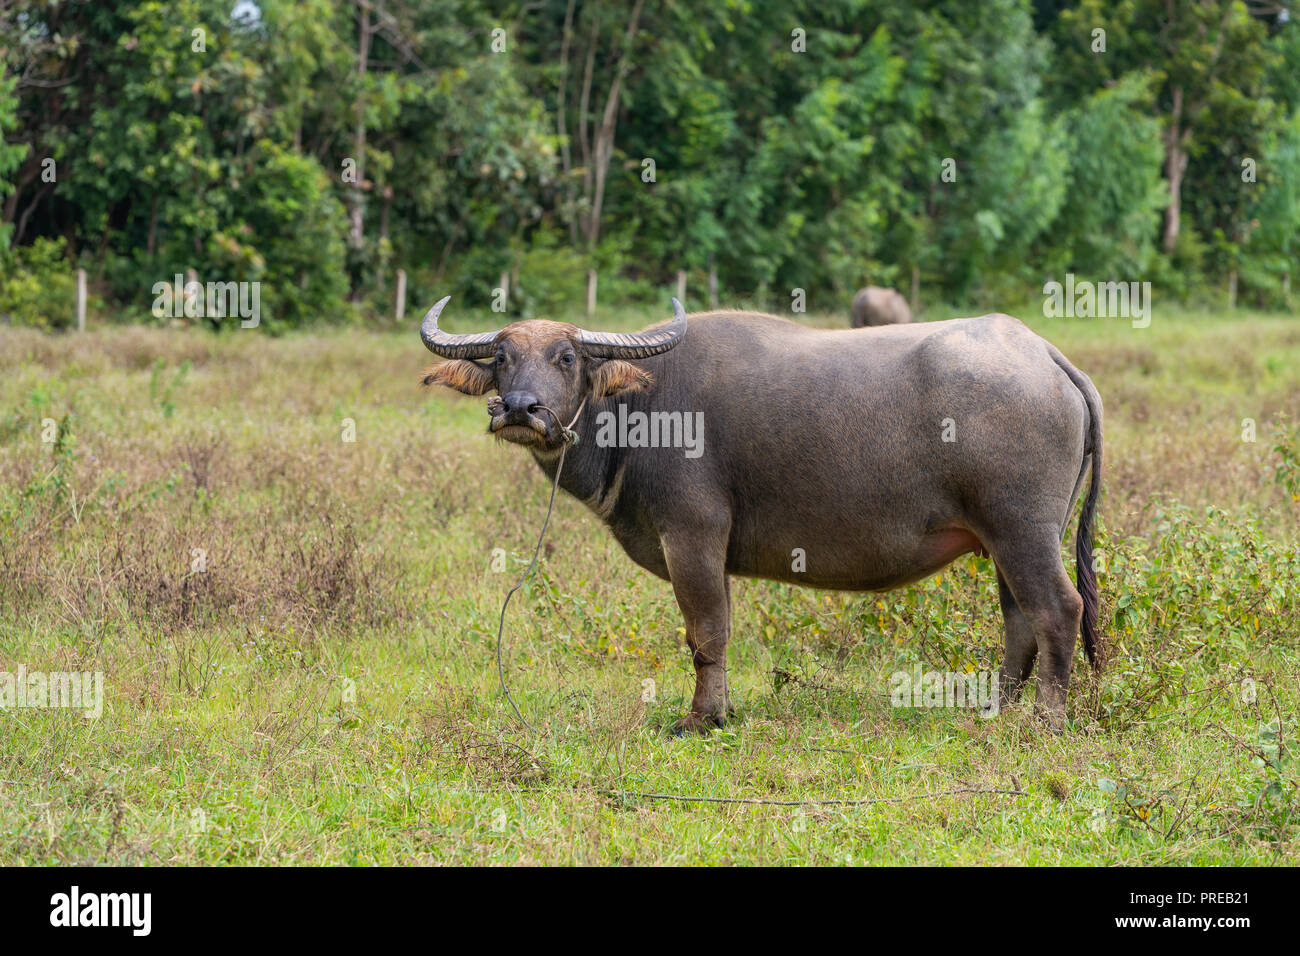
left=662, top=535, right=731, bottom=734
left=996, top=567, right=1037, bottom=707
left=724, top=581, right=735, bottom=717
left=988, top=528, right=1083, bottom=732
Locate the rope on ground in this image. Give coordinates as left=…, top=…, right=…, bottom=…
left=421, top=781, right=1031, bottom=808
left=595, top=785, right=1029, bottom=807
left=493, top=398, right=586, bottom=734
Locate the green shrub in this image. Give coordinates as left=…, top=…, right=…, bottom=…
left=229, top=142, right=349, bottom=330
left=0, top=238, right=85, bottom=329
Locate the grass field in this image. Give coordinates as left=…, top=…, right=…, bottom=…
left=1, top=303, right=1298, bottom=865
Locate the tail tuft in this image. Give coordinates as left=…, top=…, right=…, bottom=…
left=1056, top=354, right=1103, bottom=669
left=1075, top=482, right=1100, bottom=667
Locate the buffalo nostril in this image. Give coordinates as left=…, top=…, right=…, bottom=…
left=502, top=392, right=540, bottom=415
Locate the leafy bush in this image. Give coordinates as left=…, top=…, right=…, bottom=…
left=0, top=73, right=26, bottom=252
left=1240, top=110, right=1300, bottom=310
left=1090, top=501, right=1300, bottom=731
left=506, top=232, right=590, bottom=319
left=227, top=141, right=349, bottom=330
left=0, top=238, right=85, bottom=329
left=1046, top=73, right=1168, bottom=279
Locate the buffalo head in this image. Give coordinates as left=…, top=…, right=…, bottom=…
left=419, top=297, right=687, bottom=454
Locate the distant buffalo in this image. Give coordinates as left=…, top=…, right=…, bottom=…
left=851, top=286, right=911, bottom=327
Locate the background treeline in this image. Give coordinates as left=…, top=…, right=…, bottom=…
left=2, top=0, right=1299, bottom=329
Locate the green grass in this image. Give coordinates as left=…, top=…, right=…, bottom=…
left=0, top=303, right=1297, bottom=865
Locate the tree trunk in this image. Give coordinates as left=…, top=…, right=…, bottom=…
left=1162, top=85, right=1187, bottom=256
left=147, top=195, right=158, bottom=258
left=2, top=153, right=41, bottom=227
left=557, top=0, right=578, bottom=247
left=14, top=182, right=52, bottom=244
left=584, top=0, right=646, bottom=252
left=377, top=185, right=391, bottom=290
left=95, top=206, right=115, bottom=281
left=349, top=0, right=372, bottom=304
left=576, top=15, right=598, bottom=244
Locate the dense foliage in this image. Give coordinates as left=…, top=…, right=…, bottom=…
left=2, top=0, right=1299, bottom=327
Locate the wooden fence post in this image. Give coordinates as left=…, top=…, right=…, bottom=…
left=76, top=268, right=86, bottom=332
left=675, top=269, right=686, bottom=305
left=395, top=269, right=406, bottom=320
left=586, top=269, right=597, bottom=317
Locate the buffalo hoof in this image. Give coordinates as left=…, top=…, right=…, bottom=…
left=1033, top=708, right=1067, bottom=736
left=670, top=712, right=724, bottom=736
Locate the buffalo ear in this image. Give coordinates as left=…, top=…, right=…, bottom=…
left=421, top=359, right=495, bottom=395
left=589, top=359, right=654, bottom=397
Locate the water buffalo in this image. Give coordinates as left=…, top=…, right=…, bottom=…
left=851, top=286, right=912, bottom=327
left=420, top=297, right=1102, bottom=733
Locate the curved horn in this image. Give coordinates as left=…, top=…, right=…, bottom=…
left=578, top=298, right=687, bottom=359
left=419, top=296, right=500, bottom=359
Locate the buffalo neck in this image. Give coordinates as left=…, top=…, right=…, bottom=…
left=528, top=396, right=620, bottom=514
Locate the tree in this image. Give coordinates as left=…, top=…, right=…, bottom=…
left=551, top=0, right=647, bottom=254
left=1046, top=72, right=1168, bottom=278
left=0, top=74, right=28, bottom=250
left=1057, top=0, right=1278, bottom=261
left=1242, top=107, right=1300, bottom=305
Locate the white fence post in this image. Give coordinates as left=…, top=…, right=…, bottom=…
left=76, top=268, right=86, bottom=331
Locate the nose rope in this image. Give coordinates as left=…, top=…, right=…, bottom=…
left=535, top=397, right=587, bottom=445
left=485, top=397, right=586, bottom=446
left=492, top=396, right=587, bottom=732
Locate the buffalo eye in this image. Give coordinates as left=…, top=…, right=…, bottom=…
left=559, top=352, right=575, bottom=367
